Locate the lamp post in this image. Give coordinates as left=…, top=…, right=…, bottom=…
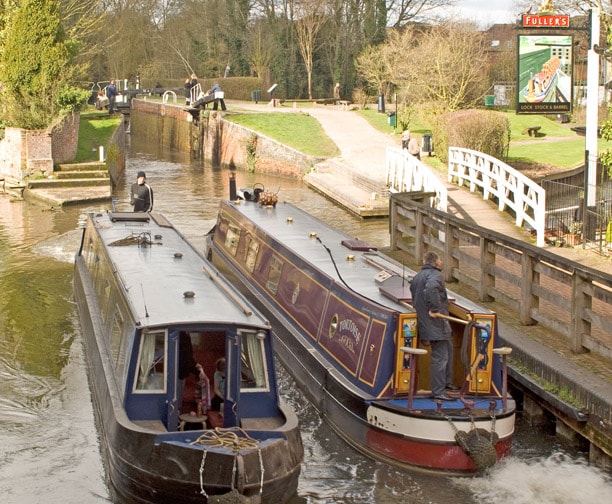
left=586, top=8, right=600, bottom=208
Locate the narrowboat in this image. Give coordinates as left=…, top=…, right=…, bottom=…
left=207, top=193, right=516, bottom=474
left=73, top=210, right=303, bottom=503
left=524, top=56, right=561, bottom=103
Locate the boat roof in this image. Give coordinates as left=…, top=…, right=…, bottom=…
left=226, top=200, right=494, bottom=316
left=226, top=201, right=413, bottom=313
left=91, top=211, right=269, bottom=329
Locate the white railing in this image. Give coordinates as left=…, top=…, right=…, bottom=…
left=190, top=83, right=202, bottom=104
left=386, top=147, right=448, bottom=212
left=162, top=90, right=177, bottom=104
left=448, top=147, right=546, bottom=246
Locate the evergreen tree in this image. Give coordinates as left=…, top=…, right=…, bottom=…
left=0, top=0, right=89, bottom=129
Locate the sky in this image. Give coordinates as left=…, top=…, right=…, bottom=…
left=437, top=0, right=520, bottom=27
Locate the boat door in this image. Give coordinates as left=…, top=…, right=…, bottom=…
left=394, top=314, right=418, bottom=393
left=223, top=328, right=241, bottom=426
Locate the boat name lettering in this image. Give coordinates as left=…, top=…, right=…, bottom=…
left=338, top=334, right=355, bottom=354
left=338, top=319, right=361, bottom=344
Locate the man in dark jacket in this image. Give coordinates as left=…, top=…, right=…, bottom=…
left=106, top=79, right=118, bottom=114
left=130, top=171, right=154, bottom=212
left=410, top=251, right=454, bottom=401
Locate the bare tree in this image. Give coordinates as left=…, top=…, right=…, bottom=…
left=355, top=43, right=393, bottom=96
left=295, top=0, right=327, bottom=99
left=387, top=0, right=456, bottom=28
left=247, top=19, right=274, bottom=80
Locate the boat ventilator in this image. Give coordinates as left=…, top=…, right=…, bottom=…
left=192, top=427, right=265, bottom=502
left=445, top=414, right=499, bottom=470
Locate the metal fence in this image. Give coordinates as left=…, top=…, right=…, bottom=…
left=543, top=173, right=612, bottom=256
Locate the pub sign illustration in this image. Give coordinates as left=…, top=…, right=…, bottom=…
left=517, top=34, right=573, bottom=114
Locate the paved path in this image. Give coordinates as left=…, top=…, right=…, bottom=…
left=230, top=100, right=610, bottom=269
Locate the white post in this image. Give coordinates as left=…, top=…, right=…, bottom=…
left=99, top=146, right=105, bottom=162
left=586, top=8, right=600, bottom=207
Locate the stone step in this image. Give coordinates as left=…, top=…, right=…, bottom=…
left=55, top=170, right=109, bottom=180
left=27, top=177, right=110, bottom=189
left=24, top=185, right=111, bottom=206
left=56, top=162, right=106, bottom=172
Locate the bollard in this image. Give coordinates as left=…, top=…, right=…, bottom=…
left=400, top=346, right=428, bottom=411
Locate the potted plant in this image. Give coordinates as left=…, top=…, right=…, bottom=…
left=564, top=222, right=582, bottom=246
left=259, top=191, right=278, bottom=207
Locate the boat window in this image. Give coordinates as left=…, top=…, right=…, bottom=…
left=245, top=238, right=259, bottom=272
left=266, top=256, right=283, bottom=295
left=240, top=331, right=269, bottom=391
left=110, top=309, right=128, bottom=383
left=224, top=223, right=241, bottom=256
left=134, top=330, right=166, bottom=392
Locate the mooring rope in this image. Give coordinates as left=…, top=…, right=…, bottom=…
left=194, top=427, right=263, bottom=500
left=258, top=447, right=265, bottom=495
left=199, top=449, right=209, bottom=498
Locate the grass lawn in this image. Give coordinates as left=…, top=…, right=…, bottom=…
left=356, top=105, right=610, bottom=170
left=75, top=107, right=121, bottom=162
left=225, top=111, right=339, bottom=157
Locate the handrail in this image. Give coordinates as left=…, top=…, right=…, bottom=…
left=386, top=147, right=448, bottom=212
left=448, top=147, right=546, bottom=246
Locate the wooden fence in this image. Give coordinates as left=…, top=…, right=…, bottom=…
left=390, top=193, right=612, bottom=359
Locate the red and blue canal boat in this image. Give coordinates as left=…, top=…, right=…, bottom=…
left=207, top=193, right=516, bottom=474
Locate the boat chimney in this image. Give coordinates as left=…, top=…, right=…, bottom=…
left=229, top=172, right=237, bottom=200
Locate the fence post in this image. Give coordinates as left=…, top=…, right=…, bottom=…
left=479, top=236, right=495, bottom=302
left=571, top=273, right=590, bottom=353
left=519, top=253, right=538, bottom=325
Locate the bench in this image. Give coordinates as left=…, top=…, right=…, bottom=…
left=525, top=126, right=541, bottom=137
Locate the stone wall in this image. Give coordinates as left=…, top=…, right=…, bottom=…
left=131, top=99, right=322, bottom=177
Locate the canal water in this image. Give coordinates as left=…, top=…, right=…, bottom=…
left=0, top=134, right=610, bottom=503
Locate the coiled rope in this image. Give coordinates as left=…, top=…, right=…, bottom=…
left=190, top=426, right=260, bottom=450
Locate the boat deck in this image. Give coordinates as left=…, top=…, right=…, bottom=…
left=93, top=210, right=266, bottom=328
left=230, top=201, right=494, bottom=315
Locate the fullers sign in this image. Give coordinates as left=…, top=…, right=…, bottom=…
left=522, top=15, right=570, bottom=28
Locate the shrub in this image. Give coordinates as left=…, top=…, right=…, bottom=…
left=432, top=109, right=510, bottom=163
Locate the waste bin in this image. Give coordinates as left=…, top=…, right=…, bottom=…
left=377, top=94, right=385, bottom=113
left=387, top=112, right=396, bottom=128
left=422, top=133, right=433, bottom=155
left=251, top=90, right=262, bottom=103
left=484, top=95, right=495, bottom=107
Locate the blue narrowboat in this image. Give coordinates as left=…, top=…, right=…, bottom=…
left=73, top=210, right=303, bottom=503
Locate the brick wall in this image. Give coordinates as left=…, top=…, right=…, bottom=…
left=51, top=112, right=80, bottom=164
left=0, top=113, right=80, bottom=181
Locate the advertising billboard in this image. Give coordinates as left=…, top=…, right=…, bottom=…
left=517, top=34, right=573, bottom=114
